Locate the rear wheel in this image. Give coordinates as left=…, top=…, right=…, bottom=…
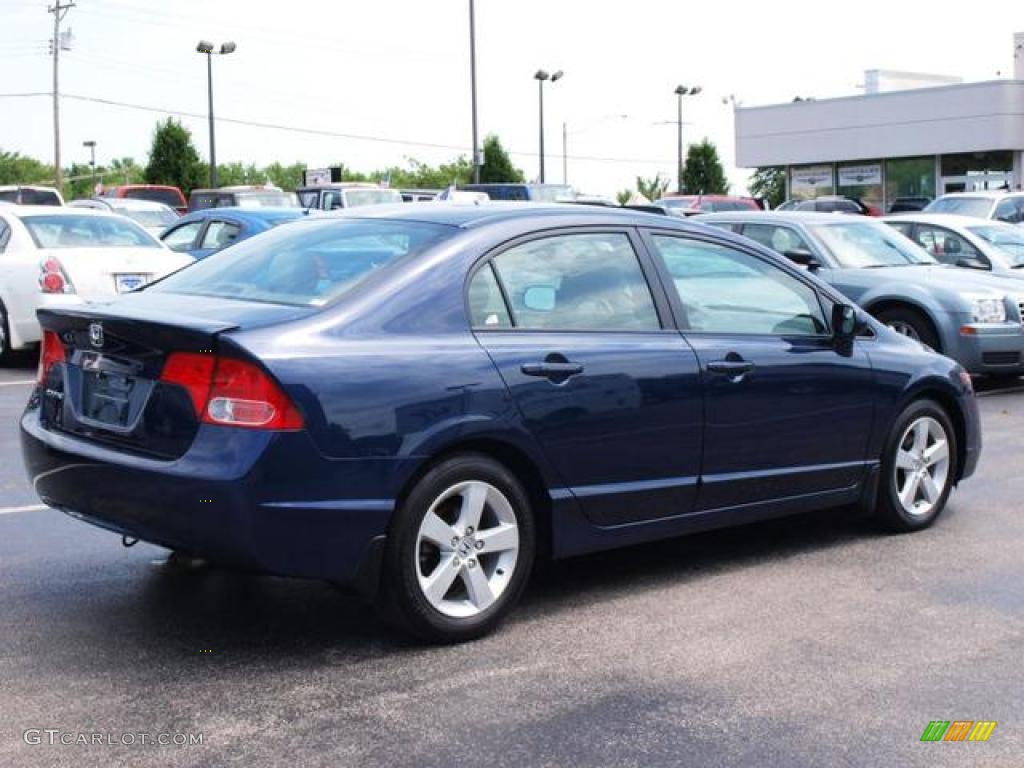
left=875, top=399, right=957, bottom=532
left=381, top=453, right=535, bottom=642
left=874, top=307, right=940, bottom=351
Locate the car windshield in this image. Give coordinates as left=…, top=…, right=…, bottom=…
left=149, top=218, right=453, bottom=307
left=343, top=189, right=403, bottom=207
left=810, top=221, right=936, bottom=268
left=924, top=196, right=994, bottom=218
left=20, top=214, right=159, bottom=248
left=967, top=224, right=1024, bottom=266
left=234, top=191, right=300, bottom=208
left=529, top=185, right=576, bottom=202
left=116, top=207, right=179, bottom=229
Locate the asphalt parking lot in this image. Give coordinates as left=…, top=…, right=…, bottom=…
left=2, top=354, right=1023, bottom=768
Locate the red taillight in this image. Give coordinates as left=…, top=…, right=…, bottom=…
left=39, top=258, right=73, bottom=294
left=160, top=353, right=303, bottom=430
left=37, top=330, right=66, bottom=384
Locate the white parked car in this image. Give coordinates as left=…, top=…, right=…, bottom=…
left=923, top=192, right=1024, bottom=225
left=883, top=213, right=1024, bottom=281
left=67, top=197, right=180, bottom=237
left=0, top=206, right=193, bottom=361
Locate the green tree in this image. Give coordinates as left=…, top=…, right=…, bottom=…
left=0, top=149, right=52, bottom=185
left=263, top=162, right=306, bottom=191
left=144, top=119, right=204, bottom=193
left=635, top=174, right=668, bottom=202
left=749, top=167, right=786, bottom=208
left=682, top=139, right=729, bottom=195
left=615, top=189, right=632, bottom=206
left=106, top=157, right=145, bottom=186
left=479, top=135, right=524, bottom=183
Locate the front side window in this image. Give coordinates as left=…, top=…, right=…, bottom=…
left=200, top=221, right=242, bottom=250
left=485, top=233, right=659, bottom=331
left=913, top=225, right=987, bottom=268
left=161, top=221, right=203, bottom=251
left=650, top=235, right=827, bottom=336
left=20, top=214, right=158, bottom=249
left=741, top=224, right=812, bottom=255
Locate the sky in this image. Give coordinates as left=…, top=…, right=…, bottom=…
left=1, top=0, right=1022, bottom=197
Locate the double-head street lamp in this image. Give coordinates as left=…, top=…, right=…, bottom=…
left=196, top=40, right=237, bottom=188
left=674, top=84, right=702, bottom=194
left=534, top=69, right=563, bottom=183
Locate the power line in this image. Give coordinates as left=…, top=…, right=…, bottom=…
left=0, top=91, right=673, bottom=166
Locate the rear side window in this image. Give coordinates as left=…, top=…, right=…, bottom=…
left=482, top=233, right=660, bottom=331
left=467, top=264, right=512, bottom=328
left=151, top=219, right=453, bottom=307
left=200, top=221, right=242, bottom=249
left=123, top=188, right=183, bottom=208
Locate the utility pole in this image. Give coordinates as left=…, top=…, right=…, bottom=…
left=49, top=0, right=75, bottom=194
left=469, top=0, right=480, bottom=184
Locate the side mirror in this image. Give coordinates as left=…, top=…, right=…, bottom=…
left=832, top=303, right=861, bottom=342
left=523, top=285, right=557, bottom=312
left=783, top=248, right=821, bottom=270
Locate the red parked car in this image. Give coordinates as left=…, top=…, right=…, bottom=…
left=655, top=194, right=761, bottom=213
left=101, top=184, right=187, bottom=214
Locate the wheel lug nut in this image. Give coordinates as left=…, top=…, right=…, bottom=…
left=467, top=559, right=476, bottom=568
left=465, top=526, right=474, bottom=535
left=453, top=558, right=461, bottom=568
left=451, top=537, right=459, bottom=547
left=475, top=540, right=484, bottom=550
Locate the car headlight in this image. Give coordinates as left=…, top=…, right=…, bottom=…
left=969, top=297, right=1006, bottom=324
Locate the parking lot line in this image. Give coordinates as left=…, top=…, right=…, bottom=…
left=0, top=380, right=35, bottom=387
left=0, top=504, right=48, bottom=516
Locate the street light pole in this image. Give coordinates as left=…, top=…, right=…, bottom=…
left=562, top=114, right=629, bottom=186
left=83, top=139, right=96, bottom=188
left=534, top=69, right=562, bottom=184
left=197, top=40, right=236, bottom=188
left=469, top=0, right=481, bottom=183
left=674, top=85, right=702, bottom=194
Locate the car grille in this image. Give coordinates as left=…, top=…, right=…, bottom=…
left=982, top=351, right=1022, bottom=366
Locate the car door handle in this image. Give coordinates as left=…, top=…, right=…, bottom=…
left=521, top=354, right=584, bottom=379
left=707, top=360, right=755, bottom=376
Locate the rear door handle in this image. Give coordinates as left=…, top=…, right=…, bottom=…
left=521, top=361, right=584, bottom=377
left=707, top=360, right=755, bottom=376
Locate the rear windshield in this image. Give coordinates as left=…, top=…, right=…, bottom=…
left=116, top=207, right=179, bottom=229
left=150, top=218, right=453, bottom=307
left=234, top=191, right=300, bottom=208
left=21, top=214, right=159, bottom=248
left=0, top=188, right=61, bottom=205
left=967, top=224, right=1024, bottom=266
left=343, top=189, right=403, bottom=207
left=123, top=188, right=184, bottom=207
left=810, top=221, right=935, bottom=268
left=924, top=196, right=993, bottom=218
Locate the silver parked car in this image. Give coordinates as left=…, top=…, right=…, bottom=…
left=67, top=197, right=180, bottom=237
left=923, top=192, right=1024, bottom=225
left=698, top=211, right=1024, bottom=376
left=882, top=214, right=1024, bottom=281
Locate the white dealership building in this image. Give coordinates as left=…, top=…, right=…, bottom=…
left=734, top=33, right=1024, bottom=212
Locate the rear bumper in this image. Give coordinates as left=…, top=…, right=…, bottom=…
left=20, top=399, right=410, bottom=586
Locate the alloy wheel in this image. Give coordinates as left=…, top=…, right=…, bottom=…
left=893, top=416, right=951, bottom=517
left=414, top=480, right=520, bottom=618
left=887, top=320, right=921, bottom=341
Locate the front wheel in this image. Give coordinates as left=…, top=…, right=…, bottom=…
left=874, top=307, right=940, bottom=352
left=380, top=454, right=536, bottom=642
left=875, top=399, right=957, bottom=532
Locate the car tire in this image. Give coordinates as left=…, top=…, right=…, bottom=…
left=380, top=453, right=536, bottom=643
left=874, top=399, right=958, bottom=532
left=875, top=307, right=940, bottom=351
left=0, top=301, right=12, bottom=365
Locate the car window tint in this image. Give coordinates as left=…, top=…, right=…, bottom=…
left=162, top=221, right=204, bottom=251
left=467, top=263, right=512, bottom=328
left=651, top=235, right=827, bottom=336
left=914, top=225, right=986, bottom=268
left=20, top=214, right=158, bottom=249
left=200, top=220, right=242, bottom=250
left=489, top=233, right=659, bottom=331
left=993, top=198, right=1018, bottom=223
left=741, top=224, right=811, bottom=255
left=886, top=221, right=914, bottom=237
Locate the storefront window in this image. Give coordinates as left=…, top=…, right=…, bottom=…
left=837, top=161, right=883, bottom=215
left=885, top=157, right=936, bottom=213
left=789, top=164, right=834, bottom=199
left=939, top=151, right=1013, bottom=194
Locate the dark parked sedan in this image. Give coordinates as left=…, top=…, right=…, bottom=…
left=21, top=204, right=981, bottom=642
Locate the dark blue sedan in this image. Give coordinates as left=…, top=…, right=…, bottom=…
left=159, top=206, right=306, bottom=259
left=21, top=204, right=981, bottom=641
